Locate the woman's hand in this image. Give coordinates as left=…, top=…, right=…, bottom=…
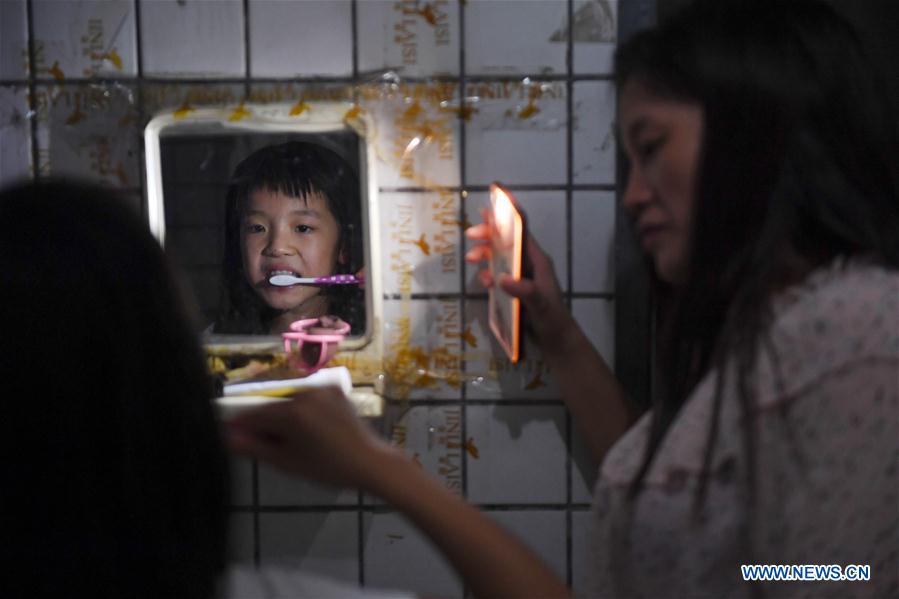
left=465, top=213, right=578, bottom=356
left=225, top=387, right=398, bottom=490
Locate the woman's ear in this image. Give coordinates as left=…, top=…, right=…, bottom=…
left=338, top=247, right=348, bottom=265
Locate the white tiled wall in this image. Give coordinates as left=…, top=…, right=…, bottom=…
left=140, top=0, right=245, bottom=78
left=363, top=511, right=463, bottom=596
left=0, top=1, right=620, bottom=596
left=0, top=0, right=28, bottom=79
left=248, top=0, right=353, bottom=78
left=32, top=0, right=138, bottom=79
left=358, top=0, right=460, bottom=77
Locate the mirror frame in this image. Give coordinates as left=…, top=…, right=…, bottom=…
left=144, top=102, right=383, bottom=381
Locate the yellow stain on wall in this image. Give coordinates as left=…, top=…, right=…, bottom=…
left=173, top=102, right=195, bottom=119
left=289, top=100, right=310, bottom=116
left=517, top=100, right=540, bottom=119
left=344, top=104, right=363, bottom=121
left=414, top=372, right=439, bottom=388
left=65, top=106, right=87, bottom=126
left=524, top=371, right=547, bottom=390
left=444, top=327, right=477, bottom=348
left=397, top=233, right=431, bottom=256
left=417, top=3, right=438, bottom=26
left=228, top=102, right=251, bottom=122
left=403, top=100, right=424, bottom=120
left=91, top=49, right=123, bottom=70
left=464, top=437, right=480, bottom=459
left=49, top=61, right=65, bottom=82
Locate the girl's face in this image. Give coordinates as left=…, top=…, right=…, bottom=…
left=240, top=188, right=342, bottom=315
left=619, top=79, right=704, bottom=286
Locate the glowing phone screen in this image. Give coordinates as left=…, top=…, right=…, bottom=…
left=488, top=182, right=524, bottom=363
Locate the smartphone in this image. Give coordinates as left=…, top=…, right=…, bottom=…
left=487, top=182, right=526, bottom=363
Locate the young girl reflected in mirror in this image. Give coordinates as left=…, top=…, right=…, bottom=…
left=213, top=141, right=364, bottom=335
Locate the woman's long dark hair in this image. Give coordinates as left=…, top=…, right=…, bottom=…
left=0, top=180, right=229, bottom=598
left=616, top=0, right=899, bottom=506
left=214, top=141, right=364, bottom=334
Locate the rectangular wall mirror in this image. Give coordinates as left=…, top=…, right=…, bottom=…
left=145, top=103, right=381, bottom=361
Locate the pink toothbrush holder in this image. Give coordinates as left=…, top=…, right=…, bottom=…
left=282, top=316, right=350, bottom=374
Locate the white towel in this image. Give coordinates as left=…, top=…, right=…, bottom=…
left=216, top=366, right=352, bottom=419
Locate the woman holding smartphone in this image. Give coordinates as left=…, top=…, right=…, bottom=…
left=227, top=1, right=899, bottom=596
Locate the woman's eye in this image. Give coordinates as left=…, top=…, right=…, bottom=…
left=245, top=223, right=265, bottom=234
left=637, top=138, right=663, bottom=162
left=295, top=224, right=313, bottom=233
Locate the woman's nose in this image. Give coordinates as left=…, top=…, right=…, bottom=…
left=621, top=165, right=653, bottom=217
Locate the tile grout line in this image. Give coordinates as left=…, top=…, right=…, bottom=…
left=134, top=0, right=147, bottom=221
left=242, top=0, right=251, bottom=99
left=351, top=0, right=365, bottom=587
left=252, top=460, right=261, bottom=567
left=565, top=0, right=576, bottom=589
left=25, top=0, right=39, bottom=181
left=458, top=2, right=470, bottom=596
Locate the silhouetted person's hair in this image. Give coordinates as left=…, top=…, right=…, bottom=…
left=616, top=0, right=899, bottom=502
left=0, top=179, right=229, bottom=599
left=215, top=141, right=364, bottom=334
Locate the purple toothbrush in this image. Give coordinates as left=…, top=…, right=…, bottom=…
left=268, top=273, right=360, bottom=286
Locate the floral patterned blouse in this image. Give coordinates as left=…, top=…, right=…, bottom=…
left=588, top=258, right=899, bottom=598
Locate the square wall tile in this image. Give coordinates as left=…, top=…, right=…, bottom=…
left=368, top=83, right=461, bottom=188
left=0, top=0, right=28, bottom=79
left=258, top=462, right=358, bottom=507
left=228, top=512, right=256, bottom=563
left=363, top=511, right=463, bottom=598
left=464, top=299, right=560, bottom=400
left=229, top=456, right=254, bottom=507
left=465, top=0, right=567, bottom=76
left=380, top=191, right=462, bottom=295
left=463, top=190, right=568, bottom=294
left=140, top=0, right=245, bottom=78
left=358, top=0, right=460, bottom=77
left=381, top=404, right=465, bottom=495
left=382, top=298, right=464, bottom=400
left=259, top=512, right=359, bottom=583
left=0, top=86, right=32, bottom=184
left=465, top=404, right=567, bottom=504
left=571, top=298, right=615, bottom=368
left=571, top=427, right=599, bottom=504
left=572, top=0, right=618, bottom=74
left=573, top=81, right=616, bottom=184
left=571, top=509, right=594, bottom=596
left=32, top=0, right=137, bottom=79
left=464, top=80, right=567, bottom=186
left=34, top=83, right=141, bottom=188
left=488, top=510, right=567, bottom=581
left=249, top=0, right=352, bottom=77
left=572, top=191, right=615, bottom=293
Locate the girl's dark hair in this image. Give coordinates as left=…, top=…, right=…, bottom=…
left=214, top=141, right=364, bottom=334
left=0, top=179, right=229, bottom=598
left=616, top=0, right=899, bottom=504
